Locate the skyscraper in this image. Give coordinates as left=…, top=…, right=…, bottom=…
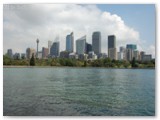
left=48, top=40, right=52, bottom=54
left=126, top=44, right=137, bottom=50
left=126, top=44, right=137, bottom=61
left=66, top=32, right=74, bottom=53
left=76, top=36, right=86, bottom=55
left=50, top=42, right=60, bottom=57
left=108, top=35, right=117, bottom=60
left=7, top=49, right=13, bottom=58
left=86, top=42, right=92, bottom=54
left=92, top=31, right=101, bottom=55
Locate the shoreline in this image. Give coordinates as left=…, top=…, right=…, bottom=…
left=3, top=65, right=155, bottom=69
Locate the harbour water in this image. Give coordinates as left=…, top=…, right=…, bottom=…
left=3, top=67, right=155, bottom=116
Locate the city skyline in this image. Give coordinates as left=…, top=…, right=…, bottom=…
left=3, top=4, right=155, bottom=57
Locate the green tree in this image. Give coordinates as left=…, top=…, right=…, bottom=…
left=131, top=57, right=136, bottom=68
left=30, top=54, right=35, bottom=66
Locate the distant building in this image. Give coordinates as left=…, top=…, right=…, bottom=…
left=108, top=35, right=117, bottom=60
left=92, top=31, right=101, bottom=55
left=21, top=53, right=26, bottom=59
left=42, top=47, right=49, bottom=59
left=142, top=54, right=152, bottom=62
left=76, top=36, right=86, bottom=55
left=26, top=48, right=36, bottom=59
left=66, top=32, right=74, bottom=53
left=48, top=41, right=52, bottom=54
left=78, top=54, right=88, bottom=60
left=38, top=51, right=42, bottom=59
left=86, top=42, right=92, bottom=54
left=50, top=41, right=60, bottom=58
left=97, top=53, right=107, bottom=59
left=69, top=52, right=78, bottom=59
left=133, top=50, right=140, bottom=61
left=118, top=52, right=126, bottom=60
left=118, top=47, right=126, bottom=60
left=13, top=53, right=20, bottom=60
left=126, top=49, right=134, bottom=61
left=60, top=51, right=70, bottom=58
left=7, top=49, right=13, bottom=58
left=108, top=35, right=116, bottom=49
left=140, top=51, right=145, bottom=61
left=126, top=44, right=137, bottom=50
left=108, top=48, right=117, bottom=60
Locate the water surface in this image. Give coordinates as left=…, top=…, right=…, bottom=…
left=3, top=67, right=155, bottom=116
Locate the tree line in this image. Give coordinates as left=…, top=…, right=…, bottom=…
left=3, top=54, right=155, bottom=68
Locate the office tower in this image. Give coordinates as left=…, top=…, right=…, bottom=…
left=66, top=32, right=74, bottom=53
left=26, top=48, right=36, bottom=59
left=7, top=49, right=13, bottom=58
left=76, top=36, right=86, bottom=55
left=48, top=40, right=52, bottom=54
left=108, top=48, right=117, bottom=60
left=108, top=35, right=117, bottom=60
left=126, top=44, right=137, bottom=50
left=133, top=50, right=140, bottom=61
left=38, top=51, right=42, bottom=59
left=142, top=54, right=152, bottom=61
left=126, top=48, right=134, bottom=61
left=118, top=46, right=126, bottom=60
left=126, top=44, right=137, bottom=61
left=92, top=31, right=101, bottom=55
left=36, top=38, right=39, bottom=58
left=42, top=47, right=49, bottom=59
left=86, top=42, right=92, bottom=54
left=140, top=51, right=145, bottom=61
left=50, top=41, right=60, bottom=57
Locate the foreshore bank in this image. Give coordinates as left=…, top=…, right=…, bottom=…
left=3, top=65, right=155, bottom=69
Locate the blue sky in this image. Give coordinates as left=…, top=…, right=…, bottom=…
left=97, top=4, right=155, bottom=48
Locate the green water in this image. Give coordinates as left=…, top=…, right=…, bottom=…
left=3, top=67, right=155, bottom=116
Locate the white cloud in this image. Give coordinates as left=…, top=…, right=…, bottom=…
left=3, top=4, right=154, bottom=57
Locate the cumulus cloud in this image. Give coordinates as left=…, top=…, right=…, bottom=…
left=3, top=4, right=152, bottom=56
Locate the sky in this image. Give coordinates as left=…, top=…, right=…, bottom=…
left=3, top=4, right=155, bottom=58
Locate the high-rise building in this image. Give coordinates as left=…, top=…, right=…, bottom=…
left=86, top=42, right=92, bottom=54
left=7, top=49, right=13, bottom=58
left=108, top=35, right=116, bottom=49
left=50, top=41, right=60, bottom=57
left=42, top=47, right=49, bottom=59
left=126, top=44, right=137, bottom=50
left=126, top=48, right=134, bottom=61
left=76, top=36, right=86, bottom=55
left=48, top=40, right=52, bottom=54
left=92, top=31, right=101, bottom=55
left=140, top=51, right=145, bottom=61
left=108, top=48, right=117, bottom=60
left=66, top=32, right=74, bottom=53
left=133, top=50, right=140, bottom=61
left=118, top=46, right=126, bottom=60
left=108, top=35, right=117, bottom=60
left=26, top=48, right=36, bottom=59
left=126, top=44, right=137, bottom=61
